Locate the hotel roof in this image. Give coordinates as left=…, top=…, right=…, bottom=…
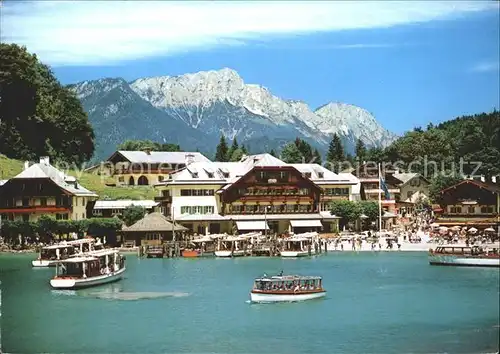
left=94, top=200, right=159, bottom=210
left=11, top=157, right=97, bottom=197
left=156, top=154, right=358, bottom=187
left=112, top=151, right=210, bottom=164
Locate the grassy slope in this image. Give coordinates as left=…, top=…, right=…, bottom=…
left=0, top=154, right=155, bottom=200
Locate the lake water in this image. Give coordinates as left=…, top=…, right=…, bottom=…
left=1, top=252, right=499, bottom=353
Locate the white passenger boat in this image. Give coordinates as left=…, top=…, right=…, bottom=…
left=429, top=243, right=500, bottom=268
left=250, top=274, right=326, bottom=303
left=50, top=249, right=126, bottom=289
left=215, top=236, right=249, bottom=257
left=32, top=238, right=103, bottom=267
left=280, top=233, right=318, bottom=257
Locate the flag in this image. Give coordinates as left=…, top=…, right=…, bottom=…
left=380, top=177, right=391, bottom=200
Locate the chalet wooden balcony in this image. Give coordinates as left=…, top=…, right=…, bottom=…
left=228, top=209, right=316, bottom=215
left=236, top=195, right=314, bottom=202
left=0, top=205, right=72, bottom=213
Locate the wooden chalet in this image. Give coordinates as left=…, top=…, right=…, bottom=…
left=0, top=157, right=98, bottom=222
left=436, top=179, right=500, bottom=230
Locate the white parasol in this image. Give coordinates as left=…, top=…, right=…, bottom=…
left=467, top=227, right=478, bottom=233
left=450, top=226, right=461, bottom=231
left=484, top=227, right=495, bottom=232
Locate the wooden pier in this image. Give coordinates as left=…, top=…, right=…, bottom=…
left=138, top=235, right=326, bottom=258
left=140, top=241, right=189, bottom=258
left=145, top=245, right=164, bottom=258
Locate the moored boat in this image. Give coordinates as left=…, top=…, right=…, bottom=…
left=50, top=249, right=126, bottom=289
left=280, top=232, right=318, bottom=257
left=32, top=238, right=103, bottom=267
left=429, top=243, right=500, bottom=268
left=250, top=274, right=326, bottom=303
left=215, top=236, right=249, bottom=257
left=182, top=235, right=216, bottom=258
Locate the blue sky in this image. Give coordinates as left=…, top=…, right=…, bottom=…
left=2, top=1, right=499, bottom=134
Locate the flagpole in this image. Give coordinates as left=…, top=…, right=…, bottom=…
left=378, top=163, right=382, bottom=233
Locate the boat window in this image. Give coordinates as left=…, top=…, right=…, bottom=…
left=59, top=263, right=83, bottom=277
left=41, top=249, right=57, bottom=259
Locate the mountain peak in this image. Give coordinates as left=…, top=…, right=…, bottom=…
left=71, top=67, right=398, bottom=161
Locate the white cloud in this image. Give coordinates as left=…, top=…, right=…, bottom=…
left=470, top=61, right=500, bottom=73
left=1, top=1, right=498, bottom=66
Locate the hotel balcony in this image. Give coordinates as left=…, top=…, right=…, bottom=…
left=0, top=205, right=72, bottom=213
left=237, top=195, right=314, bottom=202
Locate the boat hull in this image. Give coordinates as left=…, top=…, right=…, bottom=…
left=250, top=291, right=326, bottom=303
left=280, top=250, right=314, bottom=257
left=429, top=255, right=500, bottom=268
left=215, top=250, right=246, bottom=257
left=182, top=250, right=215, bottom=258
left=32, top=259, right=56, bottom=267
left=50, top=267, right=126, bottom=289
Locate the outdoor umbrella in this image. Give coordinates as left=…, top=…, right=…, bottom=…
left=484, top=227, right=495, bottom=232
left=450, top=226, right=461, bottom=231
left=467, top=227, right=478, bottom=233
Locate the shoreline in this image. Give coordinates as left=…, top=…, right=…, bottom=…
left=0, top=247, right=431, bottom=255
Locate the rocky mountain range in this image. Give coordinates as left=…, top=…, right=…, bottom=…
left=69, top=68, right=397, bottom=162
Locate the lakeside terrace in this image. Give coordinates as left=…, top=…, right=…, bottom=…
left=153, top=153, right=367, bottom=235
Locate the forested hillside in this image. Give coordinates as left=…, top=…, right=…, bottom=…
left=380, top=111, right=500, bottom=178
left=0, top=44, right=94, bottom=166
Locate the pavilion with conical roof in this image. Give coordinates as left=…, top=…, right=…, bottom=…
left=121, top=212, right=188, bottom=246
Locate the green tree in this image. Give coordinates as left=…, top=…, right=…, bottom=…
left=294, top=138, right=313, bottom=162
left=312, top=149, right=322, bottom=165
left=428, top=174, right=462, bottom=204
left=120, top=205, right=146, bottom=227
left=355, top=139, right=366, bottom=163
left=215, top=135, right=229, bottom=162
left=359, top=201, right=379, bottom=222
left=364, top=147, right=387, bottom=164
left=330, top=200, right=361, bottom=230
left=0, top=44, right=94, bottom=166
left=117, top=140, right=181, bottom=152
left=227, top=137, right=239, bottom=160
left=269, top=149, right=277, bottom=157
left=326, top=134, right=345, bottom=172
left=280, top=142, right=303, bottom=163
left=229, top=148, right=244, bottom=162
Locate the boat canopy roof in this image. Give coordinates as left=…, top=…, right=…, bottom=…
left=57, top=256, right=97, bottom=263
left=43, top=244, right=76, bottom=250
left=65, top=238, right=96, bottom=245
left=42, top=238, right=97, bottom=250
left=255, top=275, right=322, bottom=282
left=286, top=237, right=310, bottom=242
left=84, top=249, right=120, bottom=257
left=191, top=236, right=214, bottom=243
left=223, top=236, right=248, bottom=242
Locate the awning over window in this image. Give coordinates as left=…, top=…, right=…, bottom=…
left=290, top=220, right=323, bottom=228
left=236, top=221, right=269, bottom=230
